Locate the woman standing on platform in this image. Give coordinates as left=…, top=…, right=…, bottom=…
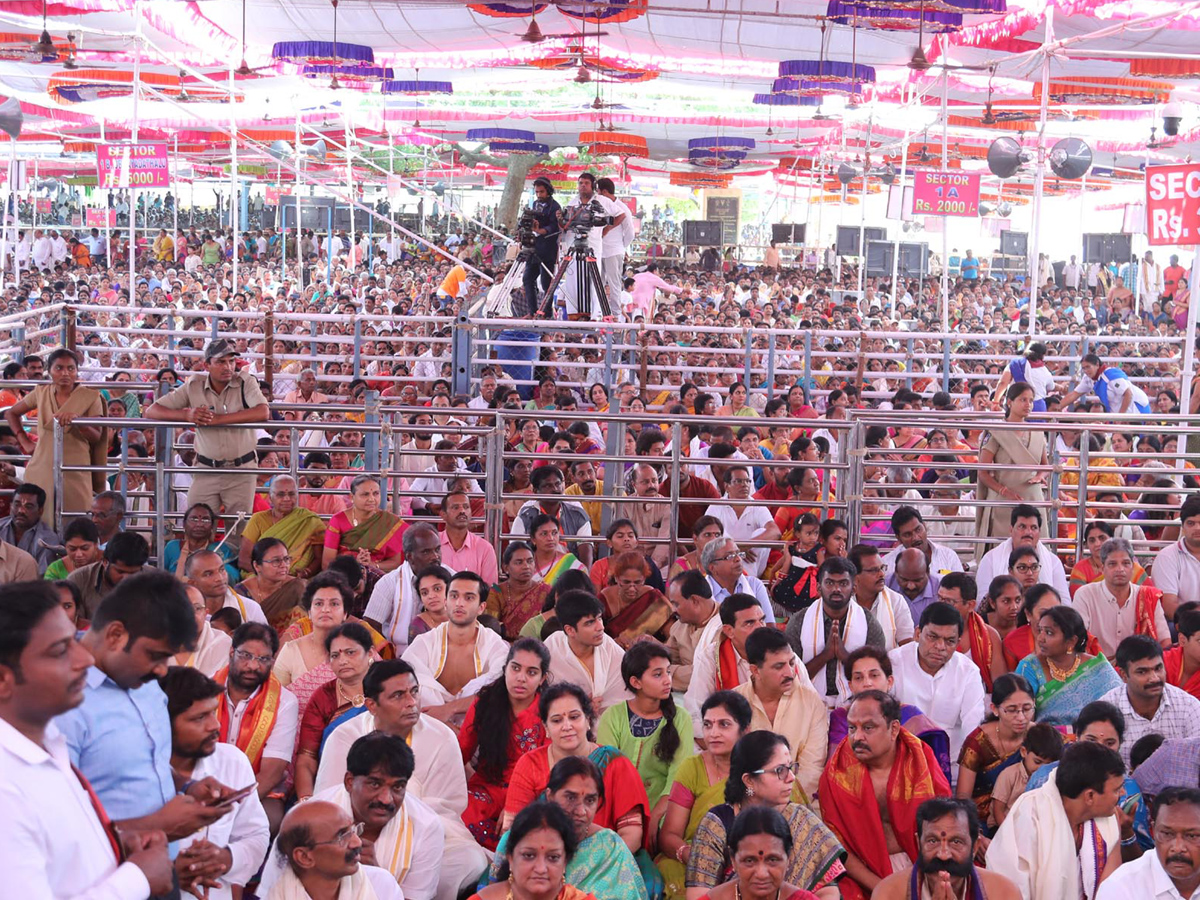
left=975, top=382, right=1047, bottom=556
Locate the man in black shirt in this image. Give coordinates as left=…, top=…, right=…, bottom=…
left=522, top=177, right=561, bottom=313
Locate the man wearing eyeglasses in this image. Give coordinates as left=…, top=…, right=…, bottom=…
left=264, top=798, right=405, bottom=900
left=212, top=622, right=298, bottom=831
left=260, top=733, right=439, bottom=900
left=160, top=666, right=270, bottom=900
left=704, top=465, right=779, bottom=578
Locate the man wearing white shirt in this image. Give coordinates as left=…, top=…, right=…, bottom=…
left=888, top=602, right=987, bottom=770
left=1095, top=785, right=1200, bottom=900
left=0, top=580, right=173, bottom=900
left=1063, top=254, right=1082, bottom=289
left=558, top=172, right=620, bottom=319
left=161, top=667, right=270, bottom=900
left=187, top=549, right=270, bottom=626
left=595, top=176, right=631, bottom=310
left=849, top=543, right=914, bottom=651
left=882, top=506, right=964, bottom=577
left=704, top=465, right=778, bottom=577
left=313, top=661, right=486, bottom=900
left=31, top=228, right=52, bottom=270
left=975, top=505, right=1070, bottom=601
left=363, top=524, right=442, bottom=652
left=263, top=799, right=405, bottom=900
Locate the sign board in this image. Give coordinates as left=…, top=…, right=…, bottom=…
left=34, top=198, right=51, bottom=214
left=70, top=213, right=82, bottom=227
left=85, top=208, right=117, bottom=227
left=705, top=193, right=740, bottom=245
left=1145, top=163, right=1200, bottom=245
left=265, top=186, right=291, bottom=205
left=96, top=143, right=170, bottom=189
left=912, top=171, right=981, bottom=217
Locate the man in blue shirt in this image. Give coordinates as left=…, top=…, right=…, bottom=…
left=54, top=570, right=238, bottom=848
left=961, top=250, right=979, bottom=281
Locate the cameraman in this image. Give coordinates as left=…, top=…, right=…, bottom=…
left=522, top=176, right=562, bottom=313
left=595, top=177, right=632, bottom=310
left=557, top=172, right=620, bottom=319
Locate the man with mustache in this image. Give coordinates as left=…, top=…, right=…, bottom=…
left=312, top=659, right=489, bottom=900
left=889, top=602, right=987, bottom=771
left=791, top=556, right=885, bottom=709
left=268, top=799, right=404, bottom=900
left=873, top=798, right=1021, bottom=900
left=819, top=690, right=951, bottom=897
left=1097, top=786, right=1200, bottom=900
left=1100, top=634, right=1200, bottom=766
left=55, top=570, right=241, bottom=850
left=0, top=580, right=173, bottom=899
left=732, top=626, right=824, bottom=801
left=161, top=666, right=270, bottom=900
left=261, top=733, right=441, bottom=900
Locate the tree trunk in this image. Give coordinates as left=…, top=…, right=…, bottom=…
left=496, top=154, right=538, bottom=231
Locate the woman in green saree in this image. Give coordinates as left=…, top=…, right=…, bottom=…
left=321, top=474, right=407, bottom=576
left=655, top=691, right=752, bottom=900
left=530, top=514, right=586, bottom=586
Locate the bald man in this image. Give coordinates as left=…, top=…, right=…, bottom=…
left=185, top=548, right=269, bottom=626
left=269, top=801, right=402, bottom=900
left=886, top=547, right=941, bottom=622
left=172, top=584, right=233, bottom=677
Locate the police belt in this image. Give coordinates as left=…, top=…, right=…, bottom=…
left=195, top=451, right=256, bottom=469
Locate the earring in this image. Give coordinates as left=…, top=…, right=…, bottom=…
left=746, top=786, right=755, bottom=798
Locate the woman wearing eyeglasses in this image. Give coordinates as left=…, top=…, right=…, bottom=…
left=233, top=537, right=307, bottom=634
left=955, top=674, right=1037, bottom=834
left=685, top=731, right=844, bottom=900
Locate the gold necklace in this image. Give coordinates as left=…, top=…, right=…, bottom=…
left=338, top=680, right=365, bottom=707
left=735, top=884, right=780, bottom=900
left=1047, top=653, right=1081, bottom=681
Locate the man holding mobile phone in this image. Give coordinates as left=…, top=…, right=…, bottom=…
left=161, top=667, right=270, bottom=900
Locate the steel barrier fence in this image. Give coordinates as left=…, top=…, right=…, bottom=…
left=0, top=303, right=1189, bottom=410
left=0, top=401, right=1188, bottom=579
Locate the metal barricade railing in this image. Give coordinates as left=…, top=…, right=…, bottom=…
left=2, top=303, right=1190, bottom=411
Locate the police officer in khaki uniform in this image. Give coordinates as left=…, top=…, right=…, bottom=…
left=146, top=338, right=268, bottom=543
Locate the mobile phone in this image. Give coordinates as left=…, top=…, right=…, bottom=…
left=214, top=784, right=256, bottom=806
left=1120, top=795, right=1139, bottom=815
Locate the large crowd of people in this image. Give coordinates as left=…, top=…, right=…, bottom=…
left=2, top=171, right=1200, bottom=900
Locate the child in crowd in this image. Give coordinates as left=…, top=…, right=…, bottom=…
left=988, top=722, right=1064, bottom=829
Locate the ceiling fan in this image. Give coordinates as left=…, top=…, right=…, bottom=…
left=514, top=4, right=608, bottom=44
left=231, top=0, right=274, bottom=77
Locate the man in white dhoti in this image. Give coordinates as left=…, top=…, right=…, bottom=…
left=987, top=741, right=1126, bottom=900
left=401, top=572, right=507, bottom=723
left=543, top=590, right=630, bottom=713
left=314, top=659, right=489, bottom=900
left=261, top=733, right=441, bottom=899
left=266, top=799, right=404, bottom=900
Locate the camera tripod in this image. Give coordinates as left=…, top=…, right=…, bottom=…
left=482, top=246, right=537, bottom=318
left=537, top=232, right=611, bottom=320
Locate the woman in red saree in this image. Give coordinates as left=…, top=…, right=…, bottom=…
left=321, top=474, right=407, bottom=575
left=487, top=541, right=552, bottom=639
left=504, top=682, right=650, bottom=858
left=600, top=551, right=673, bottom=649
left=460, top=638, right=550, bottom=849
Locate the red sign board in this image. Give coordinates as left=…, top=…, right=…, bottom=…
left=96, top=143, right=170, bottom=189
left=85, top=208, right=117, bottom=227
left=265, top=186, right=291, bottom=205
left=1145, top=163, right=1200, bottom=245
left=34, top=198, right=51, bottom=214
left=912, top=171, right=981, bottom=217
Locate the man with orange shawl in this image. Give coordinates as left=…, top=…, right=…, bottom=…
left=682, top=591, right=765, bottom=734
left=1165, top=603, right=1200, bottom=700
left=215, top=622, right=298, bottom=826
left=819, top=690, right=951, bottom=899
left=937, top=573, right=1006, bottom=691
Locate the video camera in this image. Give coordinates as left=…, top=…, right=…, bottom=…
left=516, top=206, right=537, bottom=249
left=570, top=198, right=612, bottom=235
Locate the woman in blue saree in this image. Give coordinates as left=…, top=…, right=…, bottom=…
left=1015, top=605, right=1121, bottom=726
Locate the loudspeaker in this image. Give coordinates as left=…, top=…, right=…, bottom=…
left=865, top=241, right=893, bottom=277
left=1082, top=233, right=1132, bottom=265
left=899, top=242, right=927, bottom=278
left=683, top=220, right=723, bottom=246
left=1000, top=230, right=1028, bottom=257
left=771, top=223, right=806, bottom=244
left=836, top=225, right=886, bottom=257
